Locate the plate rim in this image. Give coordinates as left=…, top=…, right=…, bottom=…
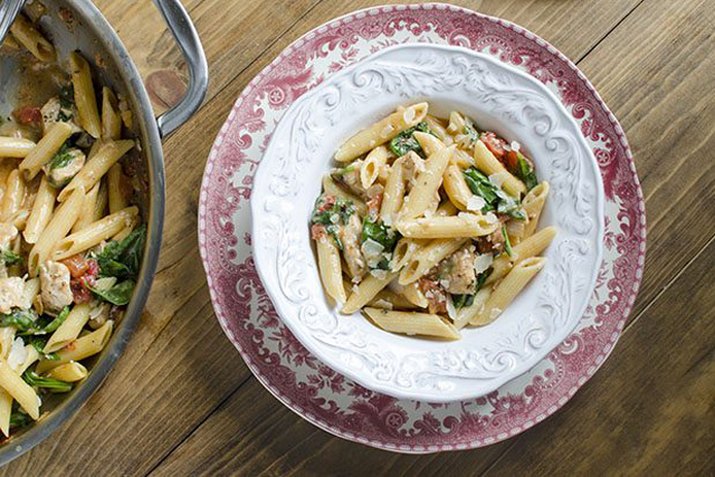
left=250, top=41, right=606, bottom=402
left=198, top=2, right=646, bottom=453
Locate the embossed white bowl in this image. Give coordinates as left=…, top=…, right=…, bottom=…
left=251, top=44, right=604, bottom=403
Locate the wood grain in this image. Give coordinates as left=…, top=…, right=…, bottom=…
left=2, top=0, right=713, bottom=475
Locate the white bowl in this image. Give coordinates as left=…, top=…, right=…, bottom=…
left=251, top=44, right=604, bottom=402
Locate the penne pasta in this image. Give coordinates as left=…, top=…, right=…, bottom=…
left=396, top=213, right=499, bottom=239
left=522, top=181, right=550, bottom=238
left=316, top=237, right=347, bottom=305
left=399, top=238, right=467, bottom=285
left=19, top=122, right=74, bottom=179
left=443, top=164, right=473, bottom=210
left=43, top=303, right=91, bottom=353
left=36, top=321, right=114, bottom=374
left=107, top=164, right=128, bottom=215
left=72, top=181, right=102, bottom=233
left=379, top=154, right=408, bottom=225
left=475, top=257, right=545, bottom=325
left=399, top=281, right=429, bottom=308
left=0, top=137, right=36, bottom=158
left=335, top=103, right=428, bottom=162
left=70, top=51, right=101, bottom=138
left=0, top=169, right=25, bottom=222
left=363, top=307, right=460, bottom=340
left=368, top=289, right=417, bottom=310
left=9, top=14, right=55, bottom=62
left=423, top=115, right=452, bottom=145
left=472, top=140, right=526, bottom=197
left=101, top=87, right=122, bottom=140
left=413, top=131, right=446, bottom=156
left=23, top=175, right=57, bottom=243
left=486, top=226, right=556, bottom=285
left=399, top=145, right=454, bottom=219
left=45, top=362, right=88, bottom=383
left=0, top=360, right=39, bottom=420
left=53, top=206, right=139, bottom=260
left=341, top=272, right=397, bottom=315
left=360, top=146, right=390, bottom=190
left=28, top=188, right=85, bottom=276
left=58, top=139, right=134, bottom=201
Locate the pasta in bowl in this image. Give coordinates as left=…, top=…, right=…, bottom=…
left=252, top=44, right=604, bottom=402
left=312, top=103, right=556, bottom=339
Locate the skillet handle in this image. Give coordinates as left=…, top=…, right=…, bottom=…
left=152, top=0, right=208, bottom=138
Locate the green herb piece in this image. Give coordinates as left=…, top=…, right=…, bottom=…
left=388, top=121, right=430, bottom=157
left=43, top=306, right=70, bottom=334
left=502, top=225, right=513, bottom=257
left=47, top=142, right=75, bottom=171
left=463, top=122, right=480, bottom=143
left=464, top=167, right=526, bottom=220
left=10, top=409, right=31, bottom=429
left=451, top=293, right=475, bottom=309
left=0, top=309, right=38, bottom=332
left=28, top=335, right=60, bottom=361
left=22, top=371, right=72, bottom=393
left=311, top=197, right=356, bottom=251
left=361, top=217, right=400, bottom=270
left=475, top=267, right=492, bottom=292
left=514, top=152, right=538, bottom=190
left=90, top=279, right=136, bottom=306
left=58, top=84, right=75, bottom=109
left=95, top=225, right=146, bottom=279
left=0, top=249, right=22, bottom=266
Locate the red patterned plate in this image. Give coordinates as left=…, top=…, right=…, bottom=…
left=198, top=3, right=645, bottom=453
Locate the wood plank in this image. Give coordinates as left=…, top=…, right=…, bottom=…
left=573, top=0, right=715, bottom=321
left=482, top=239, right=715, bottom=476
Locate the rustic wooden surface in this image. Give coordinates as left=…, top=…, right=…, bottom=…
left=4, top=0, right=715, bottom=475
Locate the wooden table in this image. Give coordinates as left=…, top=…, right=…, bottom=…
left=4, top=0, right=714, bottom=474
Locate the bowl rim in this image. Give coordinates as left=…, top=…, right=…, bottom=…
left=0, top=0, right=164, bottom=465
left=250, top=42, right=605, bottom=403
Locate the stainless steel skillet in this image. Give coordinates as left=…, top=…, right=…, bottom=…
left=0, top=0, right=207, bottom=465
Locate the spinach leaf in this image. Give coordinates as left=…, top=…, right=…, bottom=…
left=463, top=122, right=480, bottom=143
left=464, top=167, right=526, bottom=220
left=28, top=335, right=60, bottom=361
left=10, top=409, right=31, bottom=429
left=476, top=267, right=492, bottom=292
left=0, top=309, right=38, bottom=332
left=451, top=294, right=475, bottom=309
left=0, top=249, right=22, bottom=266
left=95, top=225, right=146, bottom=279
left=388, top=121, right=430, bottom=157
left=42, top=306, right=70, bottom=334
left=361, top=217, right=399, bottom=251
left=311, top=197, right=355, bottom=251
left=22, top=371, right=72, bottom=393
left=502, top=225, right=513, bottom=257
left=90, top=279, right=135, bottom=306
left=59, top=84, right=75, bottom=110
left=514, top=152, right=538, bottom=190
left=47, top=142, right=75, bottom=171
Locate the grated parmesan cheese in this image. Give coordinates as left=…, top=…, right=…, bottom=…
left=7, top=337, right=27, bottom=372
left=466, top=195, right=486, bottom=212
left=510, top=141, right=521, bottom=152
left=474, top=254, right=494, bottom=274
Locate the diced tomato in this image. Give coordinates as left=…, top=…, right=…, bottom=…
left=311, top=224, right=327, bottom=241
left=504, top=150, right=520, bottom=172
left=13, top=106, right=42, bottom=126
left=481, top=131, right=508, bottom=160
left=71, top=279, right=92, bottom=304
left=62, top=255, right=89, bottom=278
left=316, top=195, right=336, bottom=213
left=366, top=193, right=383, bottom=218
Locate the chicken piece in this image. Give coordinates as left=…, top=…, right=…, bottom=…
left=0, top=277, right=26, bottom=314
left=40, top=96, right=81, bottom=134
left=44, top=148, right=86, bottom=188
left=437, top=245, right=478, bottom=295
left=419, top=277, right=448, bottom=314
left=0, top=223, right=18, bottom=251
left=40, top=261, right=74, bottom=315
left=339, top=213, right=366, bottom=281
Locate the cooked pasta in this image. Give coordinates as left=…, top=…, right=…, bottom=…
left=310, top=103, right=555, bottom=340
left=0, top=14, right=146, bottom=438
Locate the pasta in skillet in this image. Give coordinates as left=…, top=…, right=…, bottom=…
left=0, top=13, right=145, bottom=437
left=310, top=103, right=555, bottom=340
